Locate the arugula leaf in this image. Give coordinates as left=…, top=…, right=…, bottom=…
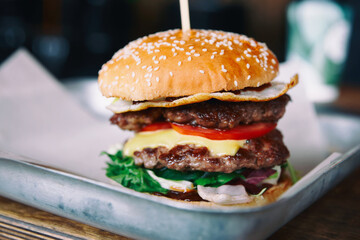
left=103, top=151, right=168, bottom=194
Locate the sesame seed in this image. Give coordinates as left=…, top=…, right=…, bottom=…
left=178, top=61, right=182, bottom=66
left=199, top=70, right=205, bottom=74
left=155, top=49, right=160, bottom=53
left=115, top=76, right=119, bottom=80
left=156, top=77, right=159, bottom=82
left=234, top=81, right=238, bottom=87
left=211, top=55, right=215, bottom=59
left=246, top=63, right=250, bottom=69
left=212, top=52, right=217, bottom=55
left=180, top=40, right=185, bottom=45
left=189, top=46, right=194, bottom=49
left=188, top=56, right=192, bottom=61
left=173, top=52, right=178, bottom=56
left=126, top=65, right=129, bottom=69
left=186, top=52, right=191, bottom=55
left=247, top=75, right=251, bottom=80
left=131, top=72, right=135, bottom=78
left=202, top=48, right=207, bottom=52
left=271, top=59, right=276, bottom=64
left=154, top=60, right=159, bottom=64
left=154, top=66, right=160, bottom=71
left=169, top=72, right=173, bottom=77
left=190, top=49, right=195, bottom=53
left=236, top=58, right=241, bottom=62
left=142, top=65, right=146, bottom=69
left=194, top=53, right=200, bottom=57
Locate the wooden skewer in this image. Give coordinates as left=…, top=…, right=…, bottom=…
left=179, top=0, right=191, bottom=32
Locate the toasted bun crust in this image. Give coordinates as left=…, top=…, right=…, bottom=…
left=99, top=29, right=279, bottom=101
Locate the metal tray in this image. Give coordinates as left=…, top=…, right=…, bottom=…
left=0, top=146, right=358, bottom=240
left=1, top=78, right=360, bottom=239
left=0, top=125, right=359, bottom=240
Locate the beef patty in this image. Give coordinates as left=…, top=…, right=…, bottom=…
left=110, top=94, right=290, bottom=131
left=133, top=129, right=289, bottom=173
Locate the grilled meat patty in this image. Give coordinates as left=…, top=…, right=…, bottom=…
left=110, top=94, right=290, bottom=131
left=133, top=129, right=289, bottom=172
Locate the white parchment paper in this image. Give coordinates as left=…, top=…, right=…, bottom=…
left=0, top=49, right=329, bottom=183
left=0, top=49, right=131, bottom=182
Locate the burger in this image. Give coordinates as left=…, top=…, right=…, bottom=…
left=98, top=29, right=298, bottom=206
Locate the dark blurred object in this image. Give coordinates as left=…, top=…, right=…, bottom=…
left=342, top=0, right=360, bottom=85
left=0, top=0, right=133, bottom=78
left=0, top=0, right=358, bottom=83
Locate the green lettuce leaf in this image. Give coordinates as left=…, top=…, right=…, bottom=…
left=104, top=150, right=247, bottom=191
left=153, top=168, right=245, bottom=187
left=287, top=159, right=300, bottom=184
left=103, top=151, right=168, bottom=194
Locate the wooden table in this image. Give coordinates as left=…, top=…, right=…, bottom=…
left=1, top=85, right=359, bottom=239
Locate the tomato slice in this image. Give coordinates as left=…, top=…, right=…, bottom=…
left=170, top=122, right=277, bottom=140
left=141, top=122, right=171, bottom=132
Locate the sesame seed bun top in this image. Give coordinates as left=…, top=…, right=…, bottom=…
left=98, top=29, right=279, bottom=101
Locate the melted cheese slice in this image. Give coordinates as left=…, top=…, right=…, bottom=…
left=123, top=129, right=246, bottom=157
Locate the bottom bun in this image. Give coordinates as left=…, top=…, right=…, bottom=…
left=150, top=175, right=292, bottom=208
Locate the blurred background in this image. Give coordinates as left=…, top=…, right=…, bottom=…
left=0, top=0, right=359, bottom=104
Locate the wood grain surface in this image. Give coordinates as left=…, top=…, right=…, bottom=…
left=0, top=167, right=359, bottom=240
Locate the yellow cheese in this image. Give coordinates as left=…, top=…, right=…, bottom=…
left=123, top=129, right=245, bottom=157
